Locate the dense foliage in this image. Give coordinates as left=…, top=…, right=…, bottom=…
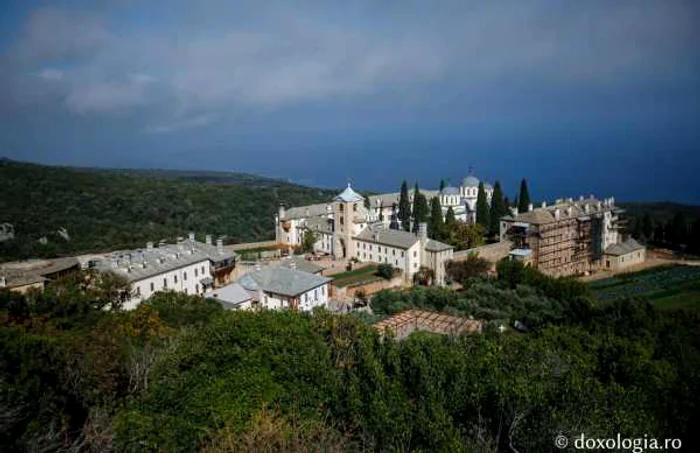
left=624, top=202, right=700, bottom=254
left=2, top=261, right=700, bottom=452
left=0, top=160, right=334, bottom=262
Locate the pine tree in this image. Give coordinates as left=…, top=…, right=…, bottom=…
left=398, top=180, right=411, bottom=231
left=489, top=181, right=506, bottom=237
left=412, top=184, right=430, bottom=233
left=518, top=179, right=531, bottom=213
left=475, top=182, right=490, bottom=232
left=428, top=196, right=444, bottom=240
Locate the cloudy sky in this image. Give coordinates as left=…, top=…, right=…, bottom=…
left=1, top=0, right=699, bottom=202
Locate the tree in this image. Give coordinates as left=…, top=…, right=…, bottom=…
left=475, top=182, right=490, bottom=232
left=413, top=266, right=435, bottom=286
left=504, top=195, right=510, bottom=210
left=669, top=212, right=689, bottom=247
left=654, top=221, right=666, bottom=244
left=398, top=180, right=411, bottom=232
left=301, top=230, right=316, bottom=253
left=439, top=179, right=446, bottom=192
left=689, top=218, right=700, bottom=256
left=377, top=263, right=395, bottom=280
left=448, top=221, right=485, bottom=251
left=445, top=254, right=490, bottom=285
left=411, top=184, right=430, bottom=234
left=428, top=196, right=444, bottom=240
left=389, top=203, right=400, bottom=230
left=489, top=181, right=506, bottom=237
left=641, top=214, right=655, bottom=240
left=444, top=207, right=457, bottom=233
left=518, top=179, right=531, bottom=213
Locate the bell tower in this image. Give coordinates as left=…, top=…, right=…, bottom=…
left=331, top=183, right=364, bottom=260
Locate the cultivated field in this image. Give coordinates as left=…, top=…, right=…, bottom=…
left=589, top=265, right=700, bottom=311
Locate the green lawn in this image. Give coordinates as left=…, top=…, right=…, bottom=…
left=332, top=265, right=382, bottom=287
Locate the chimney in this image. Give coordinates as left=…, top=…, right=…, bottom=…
left=554, top=208, right=561, bottom=220
left=584, top=204, right=590, bottom=214
left=567, top=197, right=573, bottom=203
left=528, top=203, right=533, bottom=212
left=579, top=195, right=584, bottom=201
left=0, top=275, right=6, bottom=288
left=541, top=201, right=547, bottom=208
left=511, top=207, right=519, bottom=216
left=566, top=207, right=572, bottom=217
left=216, top=238, right=223, bottom=254
left=278, top=205, right=286, bottom=220
left=146, top=241, right=154, bottom=250
left=188, top=232, right=195, bottom=242
left=610, top=196, right=615, bottom=207
left=417, top=222, right=428, bottom=243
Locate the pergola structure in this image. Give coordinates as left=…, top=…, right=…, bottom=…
left=372, top=309, right=482, bottom=340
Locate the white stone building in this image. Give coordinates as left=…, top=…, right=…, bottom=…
left=235, top=266, right=332, bottom=312
left=92, top=235, right=236, bottom=310
left=365, top=174, right=493, bottom=227
left=276, top=183, right=454, bottom=285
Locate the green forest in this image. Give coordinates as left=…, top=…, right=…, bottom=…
left=2, top=261, right=698, bottom=452
left=0, top=160, right=334, bottom=262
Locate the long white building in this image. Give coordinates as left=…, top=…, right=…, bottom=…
left=92, top=235, right=236, bottom=310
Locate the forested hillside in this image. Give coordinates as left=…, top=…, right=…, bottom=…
left=1, top=263, right=698, bottom=452
left=0, top=160, right=335, bottom=262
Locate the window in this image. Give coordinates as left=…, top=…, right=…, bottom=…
left=174, top=275, right=178, bottom=283
left=150, top=282, right=154, bottom=292
left=314, top=289, right=318, bottom=301
left=401, top=251, right=405, bottom=257
left=136, top=286, right=141, bottom=296
left=183, top=271, right=187, bottom=281
left=413, top=251, right=417, bottom=257
left=305, top=293, right=309, bottom=302
left=321, top=286, right=325, bottom=295
left=163, top=278, right=167, bottom=288
left=201, top=265, right=205, bottom=274
left=395, top=260, right=399, bottom=266
left=195, top=284, right=199, bottom=293
left=195, top=268, right=198, bottom=277
left=353, top=203, right=357, bottom=212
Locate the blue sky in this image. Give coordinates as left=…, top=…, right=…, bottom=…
left=1, top=0, right=699, bottom=203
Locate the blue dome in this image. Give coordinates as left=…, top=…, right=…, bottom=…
left=461, top=176, right=480, bottom=187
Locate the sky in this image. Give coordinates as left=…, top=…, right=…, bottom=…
left=1, top=0, right=699, bottom=203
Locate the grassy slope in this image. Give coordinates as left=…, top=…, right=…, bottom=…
left=0, top=160, right=335, bottom=262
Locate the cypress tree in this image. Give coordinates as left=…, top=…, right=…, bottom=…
left=428, top=196, right=444, bottom=239
left=439, top=179, right=446, bottom=192
left=504, top=195, right=510, bottom=210
left=475, top=182, right=490, bottom=231
left=412, top=184, right=430, bottom=233
left=389, top=203, right=400, bottom=230
left=398, top=180, right=411, bottom=231
left=518, top=179, right=531, bottom=213
left=445, top=207, right=457, bottom=231
left=489, top=181, right=506, bottom=237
